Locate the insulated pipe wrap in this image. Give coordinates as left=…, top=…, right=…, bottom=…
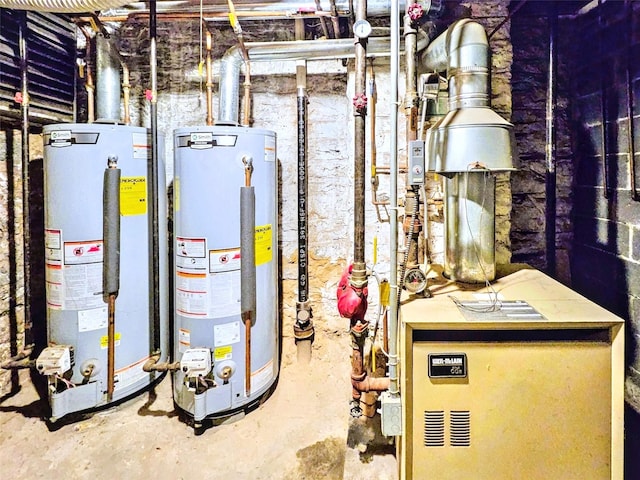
left=241, top=186, right=257, bottom=323
left=1, top=0, right=133, bottom=12
left=103, top=163, right=121, bottom=295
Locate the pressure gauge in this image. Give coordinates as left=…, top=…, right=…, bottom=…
left=353, top=19, right=372, bottom=39
left=404, top=268, right=428, bottom=294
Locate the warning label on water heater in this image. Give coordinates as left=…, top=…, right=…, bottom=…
left=120, top=176, right=147, bottom=216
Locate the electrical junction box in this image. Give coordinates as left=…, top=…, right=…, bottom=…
left=398, top=266, right=624, bottom=480
left=36, top=345, right=74, bottom=376
left=380, top=390, right=402, bottom=437
left=180, top=348, right=212, bottom=378
left=408, top=140, right=425, bottom=186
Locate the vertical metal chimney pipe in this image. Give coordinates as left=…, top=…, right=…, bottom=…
left=96, top=33, right=121, bottom=122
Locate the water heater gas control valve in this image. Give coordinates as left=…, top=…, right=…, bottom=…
left=36, top=345, right=74, bottom=376
left=180, top=348, right=213, bottom=378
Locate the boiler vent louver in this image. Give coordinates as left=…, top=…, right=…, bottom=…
left=424, top=410, right=471, bottom=447
left=0, top=8, right=75, bottom=126
left=424, top=410, right=445, bottom=447
left=450, top=410, right=471, bottom=447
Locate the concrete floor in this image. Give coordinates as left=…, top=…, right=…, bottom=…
left=0, top=327, right=398, bottom=480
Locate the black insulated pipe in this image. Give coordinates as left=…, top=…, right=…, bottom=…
left=240, top=168, right=256, bottom=396
left=103, top=156, right=121, bottom=401
left=545, top=3, right=557, bottom=276
left=148, top=0, right=161, bottom=355
left=103, top=156, right=121, bottom=296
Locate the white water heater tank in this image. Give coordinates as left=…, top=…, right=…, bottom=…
left=172, top=125, right=279, bottom=422
left=42, top=123, right=169, bottom=420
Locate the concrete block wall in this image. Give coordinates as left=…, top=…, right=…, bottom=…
left=562, top=2, right=640, bottom=409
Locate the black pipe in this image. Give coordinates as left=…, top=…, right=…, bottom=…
left=599, top=0, right=609, bottom=199
left=148, top=0, right=161, bottom=354
left=20, top=11, right=34, bottom=350
left=627, top=0, right=638, bottom=201
left=545, top=4, right=557, bottom=276
left=351, top=0, right=367, bottom=288
left=297, top=91, right=309, bottom=304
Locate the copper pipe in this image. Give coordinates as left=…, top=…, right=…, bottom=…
left=242, top=61, right=251, bottom=126
left=351, top=374, right=390, bottom=393
left=121, top=58, right=131, bottom=124
left=107, top=293, right=116, bottom=401
left=142, top=355, right=180, bottom=372
left=206, top=31, right=214, bottom=126
left=81, top=27, right=95, bottom=123
left=244, top=311, right=252, bottom=396
left=329, top=0, right=341, bottom=38
left=314, top=0, right=330, bottom=38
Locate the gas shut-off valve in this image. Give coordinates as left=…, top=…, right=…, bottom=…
left=180, top=348, right=213, bottom=391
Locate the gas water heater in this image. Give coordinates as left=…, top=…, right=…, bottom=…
left=41, top=123, right=169, bottom=420
left=172, top=126, right=279, bottom=422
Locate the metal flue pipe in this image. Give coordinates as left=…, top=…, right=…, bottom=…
left=96, top=33, right=121, bottom=122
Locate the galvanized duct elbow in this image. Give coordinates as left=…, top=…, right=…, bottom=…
left=1, top=0, right=133, bottom=12
left=421, top=19, right=490, bottom=110
left=422, top=19, right=515, bottom=173
left=218, top=35, right=430, bottom=125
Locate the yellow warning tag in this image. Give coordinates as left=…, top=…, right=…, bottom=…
left=214, top=345, right=233, bottom=361
left=100, top=332, right=121, bottom=349
left=174, top=176, right=180, bottom=212
left=379, top=279, right=390, bottom=307
left=120, top=176, right=147, bottom=216
left=255, top=224, right=273, bottom=266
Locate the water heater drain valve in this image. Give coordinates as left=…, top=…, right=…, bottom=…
left=180, top=348, right=213, bottom=378
left=36, top=345, right=74, bottom=376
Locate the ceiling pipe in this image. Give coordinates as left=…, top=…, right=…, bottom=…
left=218, top=35, right=429, bottom=125
left=110, top=0, right=419, bottom=18
left=1, top=0, right=133, bottom=12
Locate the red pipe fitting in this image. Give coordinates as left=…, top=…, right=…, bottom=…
left=337, top=264, right=368, bottom=321
left=407, top=3, right=424, bottom=21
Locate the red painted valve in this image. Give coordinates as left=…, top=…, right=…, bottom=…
left=14, top=92, right=23, bottom=104
left=407, top=3, right=424, bottom=21
left=352, top=92, right=367, bottom=111
left=336, top=264, right=368, bottom=321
